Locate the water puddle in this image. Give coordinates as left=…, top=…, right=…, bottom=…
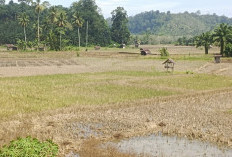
left=112, top=134, right=232, bottom=157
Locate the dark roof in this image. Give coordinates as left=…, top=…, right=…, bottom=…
left=140, top=48, right=151, bottom=53
left=6, top=44, right=15, bottom=48
left=163, top=58, right=175, bottom=64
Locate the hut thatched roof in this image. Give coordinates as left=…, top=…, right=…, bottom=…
left=162, top=58, right=175, bottom=64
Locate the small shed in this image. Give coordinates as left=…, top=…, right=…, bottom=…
left=140, top=48, right=151, bottom=55
left=163, top=58, right=175, bottom=72
left=120, top=44, right=126, bottom=49
left=94, top=46, right=101, bottom=50
left=6, top=44, right=17, bottom=51
left=214, top=54, right=222, bottom=63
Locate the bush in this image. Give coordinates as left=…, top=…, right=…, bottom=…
left=159, top=47, right=169, bottom=57
left=224, top=43, right=232, bottom=57
left=0, top=136, right=59, bottom=157
left=16, top=39, right=27, bottom=51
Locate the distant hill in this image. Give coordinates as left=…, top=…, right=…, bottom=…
left=108, top=10, right=232, bottom=37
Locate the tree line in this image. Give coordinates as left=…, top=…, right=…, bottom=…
left=176, top=23, right=232, bottom=57
left=127, top=10, right=232, bottom=36
left=0, top=0, right=130, bottom=50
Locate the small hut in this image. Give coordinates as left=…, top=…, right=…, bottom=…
left=163, top=58, right=175, bottom=72
left=6, top=44, right=17, bottom=51
left=214, top=54, right=222, bottom=63
left=120, top=44, right=126, bottom=49
left=140, top=48, right=151, bottom=55
left=94, top=46, right=101, bottom=50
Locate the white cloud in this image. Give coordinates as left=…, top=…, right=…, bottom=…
left=96, top=0, right=181, bottom=18
left=4, top=0, right=232, bottom=18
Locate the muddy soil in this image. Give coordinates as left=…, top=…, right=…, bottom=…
left=0, top=90, right=232, bottom=155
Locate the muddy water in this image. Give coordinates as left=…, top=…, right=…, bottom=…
left=113, top=134, right=232, bottom=157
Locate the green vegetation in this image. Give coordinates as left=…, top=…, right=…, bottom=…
left=146, top=74, right=232, bottom=90
left=111, top=7, right=130, bottom=44
left=178, top=23, right=232, bottom=56
left=0, top=136, right=58, bottom=157
left=195, top=31, right=213, bottom=54
left=0, top=71, right=232, bottom=119
left=1, top=1, right=232, bottom=51
left=0, top=0, right=112, bottom=48
left=159, top=47, right=169, bottom=57
left=145, top=55, right=213, bottom=61
left=127, top=10, right=232, bottom=36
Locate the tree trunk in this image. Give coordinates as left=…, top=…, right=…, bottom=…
left=24, top=25, right=27, bottom=49
left=85, top=20, right=88, bottom=51
left=24, top=26, right=27, bottom=43
left=60, top=32, right=62, bottom=51
left=220, top=39, right=224, bottom=55
left=205, top=45, right=208, bottom=54
left=78, top=27, right=80, bottom=49
left=37, top=13, right=40, bottom=51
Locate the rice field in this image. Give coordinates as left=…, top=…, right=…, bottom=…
left=0, top=45, right=232, bottom=156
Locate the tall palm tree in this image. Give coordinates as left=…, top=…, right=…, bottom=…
left=213, top=23, right=232, bottom=55
left=18, top=12, right=29, bottom=44
left=57, top=12, right=67, bottom=50
left=0, top=0, right=5, bottom=5
left=49, top=6, right=58, bottom=28
left=196, top=31, right=213, bottom=54
left=35, top=0, right=45, bottom=50
left=72, top=12, right=83, bottom=49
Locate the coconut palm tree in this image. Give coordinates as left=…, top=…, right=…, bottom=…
left=18, top=12, right=29, bottom=44
left=57, top=12, right=67, bottom=50
left=0, top=0, right=5, bottom=5
left=196, top=31, right=213, bottom=54
left=49, top=6, right=58, bottom=28
left=35, top=0, right=45, bottom=50
left=213, top=23, right=232, bottom=55
left=72, top=12, right=83, bottom=49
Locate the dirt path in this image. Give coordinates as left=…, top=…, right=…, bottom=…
left=196, top=62, right=232, bottom=76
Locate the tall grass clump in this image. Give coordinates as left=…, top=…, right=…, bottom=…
left=0, top=136, right=58, bottom=157
left=159, top=47, right=169, bottom=57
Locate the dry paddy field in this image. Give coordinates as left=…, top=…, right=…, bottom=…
left=0, top=46, right=232, bottom=156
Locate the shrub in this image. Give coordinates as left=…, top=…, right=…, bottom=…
left=159, top=47, right=169, bottom=57
left=0, top=136, right=58, bottom=157
left=16, top=39, right=27, bottom=51
left=224, top=43, right=232, bottom=57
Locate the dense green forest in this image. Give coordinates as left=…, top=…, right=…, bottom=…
left=0, top=0, right=129, bottom=49
left=127, top=10, right=232, bottom=36
left=0, top=0, right=232, bottom=50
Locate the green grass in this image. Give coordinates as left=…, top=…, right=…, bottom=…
left=145, top=73, right=232, bottom=90
left=145, top=55, right=213, bottom=61
left=0, top=71, right=231, bottom=119
left=100, top=71, right=169, bottom=77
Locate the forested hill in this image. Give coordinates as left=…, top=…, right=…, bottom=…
left=127, top=10, right=232, bottom=36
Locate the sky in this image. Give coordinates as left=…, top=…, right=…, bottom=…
left=5, top=0, right=232, bottom=18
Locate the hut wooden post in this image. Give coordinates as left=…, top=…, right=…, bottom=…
left=163, top=59, right=175, bottom=73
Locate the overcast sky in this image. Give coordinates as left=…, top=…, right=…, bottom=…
left=6, top=0, right=232, bottom=18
